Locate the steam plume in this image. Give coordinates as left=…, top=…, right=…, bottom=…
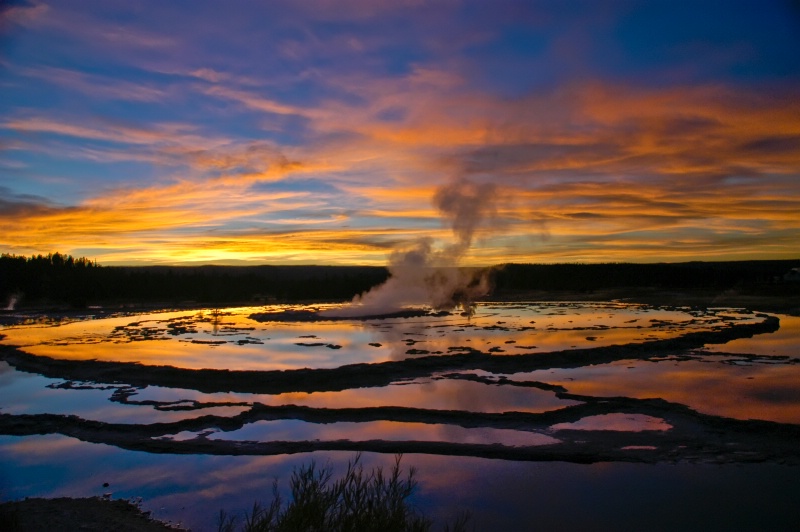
left=433, top=177, right=497, bottom=257
left=5, top=293, right=21, bottom=311
left=326, top=177, right=497, bottom=317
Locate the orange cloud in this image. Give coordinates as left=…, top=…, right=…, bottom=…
left=3, top=60, right=799, bottom=264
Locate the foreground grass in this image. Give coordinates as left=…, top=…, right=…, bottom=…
left=217, top=453, right=469, bottom=532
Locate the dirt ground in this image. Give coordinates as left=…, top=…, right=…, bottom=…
left=0, top=497, right=185, bottom=531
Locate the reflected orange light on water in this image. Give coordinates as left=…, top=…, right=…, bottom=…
left=703, top=315, right=800, bottom=357
left=528, top=355, right=800, bottom=424
left=2, top=303, right=795, bottom=427
left=551, top=413, right=672, bottom=432
left=2, top=433, right=87, bottom=460
left=207, top=419, right=560, bottom=447
left=0, top=304, right=768, bottom=371
left=263, top=377, right=579, bottom=414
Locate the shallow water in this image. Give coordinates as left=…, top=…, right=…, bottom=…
left=1, top=302, right=798, bottom=530
left=0, top=302, right=762, bottom=370
left=1, top=437, right=798, bottom=531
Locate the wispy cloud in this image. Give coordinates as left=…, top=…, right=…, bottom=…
left=201, top=85, right=314, bottom=118
left=19, top=66, right=169, bottom=102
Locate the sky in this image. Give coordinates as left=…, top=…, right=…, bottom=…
left=1, top=0, right=799, bottom=266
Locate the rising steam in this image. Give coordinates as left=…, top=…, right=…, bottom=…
left=325, top=177, right=497, bottom=317
left=4, top=293, right=21, bottom=311
left=433, top=177, right=497, bottom=256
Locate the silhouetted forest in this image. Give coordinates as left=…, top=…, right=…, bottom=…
left=0, top=253, right=388, bottom=308
left=491, top=260, right=800, bottom=294
left=1, top=253, right=798, bottom=309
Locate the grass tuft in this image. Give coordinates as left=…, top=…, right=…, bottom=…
left=218, top=453, right=469, bottom=532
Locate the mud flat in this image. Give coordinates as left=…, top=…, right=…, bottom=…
left=0, top=496, right=183, bottom=531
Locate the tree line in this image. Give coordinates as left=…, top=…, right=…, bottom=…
left=490, top=260, right=799, bottom=293
left=0, top=253, right=388, bottom=308
left=1, top=252, right=797, bottom=309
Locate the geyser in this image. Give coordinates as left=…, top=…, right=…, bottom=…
left=324, top=177, right=498, bottom=318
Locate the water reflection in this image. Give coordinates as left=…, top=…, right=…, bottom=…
left=0, top=303, right=764, bottom=370
left=550, top=413, right=672, bottom=432
left=514, top=352, right=800, bottom=423
left=0, top=362, right=250, bottom=424
left=703, top=314, right=800, bottom=357
left=203, top=419, right=560, bottom=447
left=0, top=303, right=798, bottom=530
left=2, top=436, right=798, bottom=531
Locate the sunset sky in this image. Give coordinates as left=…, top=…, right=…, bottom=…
left=1, top=0, right=799, bottom=265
